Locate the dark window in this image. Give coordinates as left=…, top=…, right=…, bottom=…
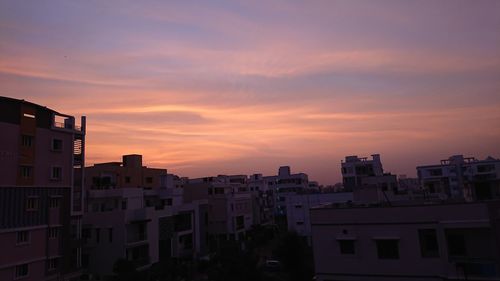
left=166, top=198, right=172, bottom=206
left=121, top=200, right=127, bottom=210
left=47, top=258, right=58, bottom=270
left=52, top=139, right=63, bottom=151
left=20, top=166, right=33, bottom=178
left=296, top=221, right=304, bottom=225
left=447, top=234, right=466, bottom=256
left=95, top=228, right=100, bottom=243
left=48, top=228, right=59, bottom=239
left=21, top=135, right=33, bottom=147
left=17, top=231, right=29, bottom=244
left=26, top=197, right=38, bottom=211
left=338, top=240, right=355, bottom=255
left=146, top=177, right=153, bottom=183
left=174, top=213, right=192, bottom=231
left=477, top=164, right=495, bottom=173
left=15, top=264, right=29, bottom=278
left=419, top=229, right=439, bottom=257
left=236, top=215, right=244, bottom=230
left=429, top=169, right=442, bottom=176
left=179, top=234, right=193, bottom=250
left=51, top=167, right=62, bottom=180
left=109, top=228, right=113, bottom=243
left=49, top=197, right=60, bottom=208
left=125, top=176, right=131, bottom=183
left=376, top=239, right=399, bottom=259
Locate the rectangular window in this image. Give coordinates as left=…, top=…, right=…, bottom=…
left=20, top=166, right=33, bottom=178
left=17, top=231, right=30, bottom=244
left=447, top=234, right=466, bottom=256
left=146, top=177, right=153, bottom=183
left=21, top=135, right=33, bottom=147
left=108, top=228, right=113, bottom=243
left=51, top=139, right=63, bottom=151
left=48, top=228, right=59, bottom=239
left=376, top=239, right=399, bottom=259
left=15, top=264, right=29, bottom=278
left=51, top=167, right=62, bottom=180
left=47, top=258, right=58, bottom=270
left=95, top=228, right=100, bottom=243
left=296, top=221, right=304, bottom=225
left=121, top=200, right=127, bottom=210
left=419, top=229, right=439, bottom=257
left=338, top=240, right=355, bottom=255
left=26, top=197, right=38, bottom=211
left=49, top=197, right=60, bottom=208
left=23, top=113, right=35, bottom=119
left=125, top=176, right=131, bottom=183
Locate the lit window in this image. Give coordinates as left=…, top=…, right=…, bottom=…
left=15, top=264, right=29, bottom=278
left=17, top=231, right=30, bottom=244
left=23, top=113, right=35, bottom=119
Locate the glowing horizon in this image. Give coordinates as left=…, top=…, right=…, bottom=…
left=1, top=1, right=499, bottom=184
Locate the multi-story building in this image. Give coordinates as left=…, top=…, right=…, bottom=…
left=82, top=174, right=208, bottom=279
left=264, top=166, right=309, bottom=225
left=341, top=154, right=384, bottom=191
left=0, top=97, right=85, bottom=281
left=248, top=174, right=274, bottom=226
left=184, top=175, right=254, bottom=248
left=286, top=192, right=353, bottom=243
left=418, top=155, right=500, bottom=201
left=85, top=154, right=167, bottom=191
left=311, top=200, right=500, bottom=281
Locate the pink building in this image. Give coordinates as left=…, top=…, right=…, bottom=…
left=311, top=200, right=500, bottom=281
left=0, top=97, right=86, bottom=281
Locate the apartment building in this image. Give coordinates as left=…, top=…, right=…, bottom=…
left=264, top=166, right=309, bottom=225
left=184, top=175, right=254, bottom=248
left=0, top=97, right=85, bottom=281
left=248, top=173, right=274, bottom=226
left=82, top=181, right=208, bottom=279
left=341, top=154, right=384, bottom=191
left=286, top=192, right=353, bottom=243
left=311, top=200, right=500, bottom=281
left=418, top=155, right=500, bottom=201
left=85, top=154, right=167, bottom=191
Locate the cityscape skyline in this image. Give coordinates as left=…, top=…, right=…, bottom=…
left=1, top=1, right=499, bottom=184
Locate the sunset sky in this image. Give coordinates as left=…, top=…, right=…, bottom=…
left=1, top=1, right=499, bottom=184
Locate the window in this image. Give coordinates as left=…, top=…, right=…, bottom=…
left=51, top=139, right=63, bottom=151
left=108, top=228, right=113, bottom=243
left=15, top=264, right=29, bottom=278
left=47, top=258, right=58, bottom=271
left=447, top=234, right=466, bottom=256
left=23, top=113, right=35, bottom=119
left=21, top=135, right=33, bottom=147
left=125, top=176, right=131, bottom=183
left=49, top=197, right=60, bottom=208
left=51, top=167, right=62, bottom=180
left=48, top=228, right=58, bottom=239
left=295, top=204, right=302, bottom=208
left=146, top=177, right=153, bottom=184
left=26, top=197, right=38, bottom=211
left=419, top=229, right=439, bottom=257
left=296, top=221, right=304, bottom=225
left=95, top=228, right=100, bottom=243
left=20, top=166, right=33, bottom=178
left=376, top=239, right=399, bottom=259
left=17, top=231, right=30, bottom=244
left=121, top=200, right=127, bottom=210
left=338, top=240, right=355, bottom=255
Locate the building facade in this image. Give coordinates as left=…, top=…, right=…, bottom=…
left=0, top=97, right=85, bottom=281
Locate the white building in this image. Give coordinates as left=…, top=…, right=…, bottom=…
left=417, top=155, right=500, bottom=201
left=286, top=192, right=353, bottom=243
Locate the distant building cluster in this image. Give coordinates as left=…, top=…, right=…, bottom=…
left=1, top=97, right=500, bottom=280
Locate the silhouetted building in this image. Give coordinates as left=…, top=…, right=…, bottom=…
left=341, top=154, right=384, bottom=191
left=0, top=97, right=86, bottom=281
